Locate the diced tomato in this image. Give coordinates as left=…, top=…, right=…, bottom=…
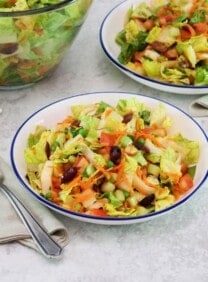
left=180, top=24, right=196, bottom=41
left=157, top=7, right=177, bottom=25
left=143, top=19, right=155, bottom=30
left=100, top=132, right=118, bottom=146
left=90, top=209, right=107, bottom=216
left=172, top=184, right=181, bottom=200
left=132, top=51, right=144, bottom=63
left=181, top=164, right=188, bottom=175
left=173, top=173, right=194, bottom=199
left=165, top=14, right=176, bottom=22
left=192, top=22, right=208, bottom=34
left=180, top=29, right=191, bottom=40
left=159, top=14, right=176, bottom=26
left=52, top=176, right=61, bottom=190
left=51, top=187, right=61, bottom=203
left=158, top=16, right=167, bottom=26
left=178, top=173, right=194, bottom=192
left=164, top=48, right=178, bottom=60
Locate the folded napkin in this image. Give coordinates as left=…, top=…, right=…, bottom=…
left=0, top=157, right=70, bottom=253
left=189, top=95, right=208, bottom=117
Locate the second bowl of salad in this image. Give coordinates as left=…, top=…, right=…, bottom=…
left=100, top=0, right=208, bottom=94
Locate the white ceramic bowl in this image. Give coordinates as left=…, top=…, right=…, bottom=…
left=11, top=92, right=208, bottom=225
left=100, top=0, right=208, bottom=95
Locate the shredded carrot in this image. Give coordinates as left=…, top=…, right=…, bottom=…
left=81, top=171, right=103, bottom=190
left=94, top=163, right=111, bottom=179
left=104, top=108, right=113, bottom=117
left=115, top=158, right=126, bottom=185
left=189, top=0, right=199, bottom=16
left=61, top=175, right=82, bottom=191
left=73, top=156, right=89, bottom=169
left=58, top=115, right=75, bottom=125
left=135, top=132, right=165, bottom=148
left=74, top=190, right=95, bottom=204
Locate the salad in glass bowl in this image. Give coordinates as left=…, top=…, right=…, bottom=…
left=0, top=0, right=92, bottom=89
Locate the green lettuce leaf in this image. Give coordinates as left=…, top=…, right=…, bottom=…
left=142, top=59, right=161, bottom=78
left=150, top=103, right=172, bottom=128
left=107, top=192, right=122, bottom=208
left=130, top=3, right=153, bottom=19
left=172, top=133, right=200, bottom=164
left=195, top=65, right=208, bottom=85
left=117, top=31, right=148, bottom=64
left=24, top=131, right=50, bottom=164
left=80, top=115, right=100, bottom=130
left=0, top=18, right=17, bottom=44
left=190, top=10, right=206, bottom=23
left=161, top=65, right=191, bottom=85
left=105, top=203, right=136, bottom=216
left=146, top=26, right=162, bottom=44
left=116, top=97, right=147, bottom=115
left=160, top=147, right=182, bottom=183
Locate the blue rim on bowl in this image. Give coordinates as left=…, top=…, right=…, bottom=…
left=99, top=0, right=208, bottom=95
left=10, top=92, right=208, bottom=225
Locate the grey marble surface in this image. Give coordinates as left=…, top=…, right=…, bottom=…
left=0, top=1, right=208, bottom=281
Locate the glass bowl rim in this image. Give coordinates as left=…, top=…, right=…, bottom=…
left=0, top=0, right=76, bottom=17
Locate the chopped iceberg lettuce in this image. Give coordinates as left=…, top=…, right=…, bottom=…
left=172, top=133, right=200, bottom=164
left=146, top=26, right=162, bottom=44
left=24, top=131, right=50, bottom=164
left=160, top=147, right=182, bottom=183
left=24, top=98, right=200, bottom=218
left=195, top=65, right=208, bottom=85
left=130, top=3, right=152, bottom=19
left=116, top=97, right=147, bottom=115
left=150, top=103, right=172, bottom=129
left=142, top=59, right=161, bottom=78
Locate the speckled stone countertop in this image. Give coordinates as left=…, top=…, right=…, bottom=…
left=0, top=1, right=208, bottom=281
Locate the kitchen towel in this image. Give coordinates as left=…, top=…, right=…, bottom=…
left=0, top=156, right=70, bottom=253
left=189, top=95, right=208, bottom=117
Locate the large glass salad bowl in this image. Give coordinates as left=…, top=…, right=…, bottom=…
left=0, top=0, right=92, bottom=89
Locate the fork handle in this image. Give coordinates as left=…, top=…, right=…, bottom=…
left=0, top=183, right=63, bottom=259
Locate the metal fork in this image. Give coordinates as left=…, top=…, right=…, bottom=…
left=0, top=168, right=63, bottom=259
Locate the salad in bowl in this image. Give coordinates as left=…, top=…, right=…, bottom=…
left=100, top=0, right=208, bottom=94
left=11, top=92, right=207, bottom=224
left=116, top=0, right=208, bottom=85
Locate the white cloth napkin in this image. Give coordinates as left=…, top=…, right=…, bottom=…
left=0, top=157, right=70, bottom=252
left=189, top=95, right=208, bottom=117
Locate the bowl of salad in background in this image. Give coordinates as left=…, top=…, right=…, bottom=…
left=100, top=0, right=208, bottom=94
left=11, top=92, right=208, bottom=225
left=0, top=0, right=92, bottom=89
